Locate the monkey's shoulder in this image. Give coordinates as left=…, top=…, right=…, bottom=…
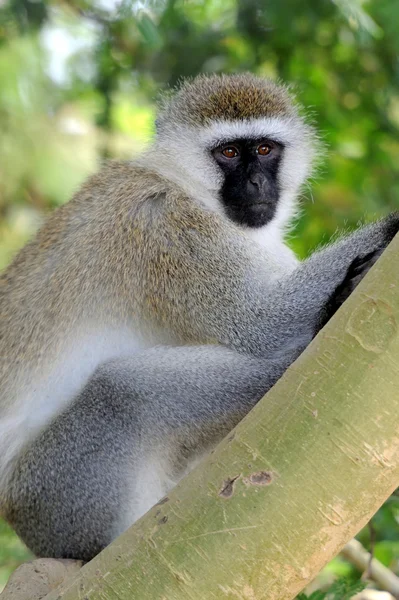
left=73, top=160, right=224, bottom=234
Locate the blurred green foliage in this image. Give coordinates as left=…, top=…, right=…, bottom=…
left=0, top=0, right=398, bottom=595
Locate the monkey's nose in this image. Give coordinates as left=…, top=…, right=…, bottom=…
left=249, top=173, right=264, bottom=189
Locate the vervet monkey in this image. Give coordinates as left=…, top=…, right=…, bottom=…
left=0, top=73, right=398, bottom=560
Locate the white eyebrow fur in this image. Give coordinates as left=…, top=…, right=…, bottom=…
left=198, top=116, right=313, bottom=149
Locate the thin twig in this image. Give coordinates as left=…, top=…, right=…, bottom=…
left=341, top=539, right=399, bottom=599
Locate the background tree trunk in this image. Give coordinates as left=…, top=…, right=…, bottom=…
left=45, top=235, right=399, bottom=600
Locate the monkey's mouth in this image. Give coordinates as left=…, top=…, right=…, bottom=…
left=229, top=201, right=271, bottom=209
left=225, top=201, right=277, bottom=228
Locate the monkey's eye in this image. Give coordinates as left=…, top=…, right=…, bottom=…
left=257, top=144, right=272, bottom=156
left=222, top=146, right=239, bottom=158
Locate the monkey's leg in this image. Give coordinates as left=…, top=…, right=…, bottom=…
left=5, top=344, right=302, bottom=561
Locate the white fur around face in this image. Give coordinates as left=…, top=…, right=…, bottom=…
left=153, top=116, right=316, bottom=240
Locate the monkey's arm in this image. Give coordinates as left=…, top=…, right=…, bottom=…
left=247, top=213, right=399, bottom=355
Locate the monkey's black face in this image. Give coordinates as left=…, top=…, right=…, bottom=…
left=211, top=138, right=284, bottom=228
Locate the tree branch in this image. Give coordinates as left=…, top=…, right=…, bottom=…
left=342, top=539, right=399, bottom=598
